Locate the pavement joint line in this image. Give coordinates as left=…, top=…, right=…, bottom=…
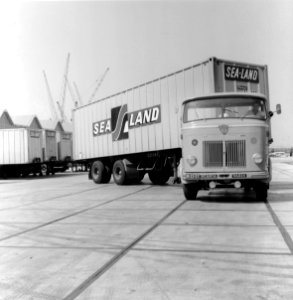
left=62, top=199, right=188, bottom=300
left=0, top=244, right=290, bottom=257
left=131, top=248, right=292, bottom=256
left=0, top=185, right=112, bottom=212
left=265, top=199, right=293, bottom=255
left=0, top=185, right=153, bottom=243
left=156, top=223, right=280, bottom=227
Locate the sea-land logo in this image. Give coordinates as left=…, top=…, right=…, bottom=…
left=224, top=64, right=259, bottom=83
left=93, top=104, right=161, bottom=141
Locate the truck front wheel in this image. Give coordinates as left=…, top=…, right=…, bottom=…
left=254, top=183, right=268, bottom=200
left=112, top=160, right=127, bottom=185
left=183, top=183, right=199, bottom=200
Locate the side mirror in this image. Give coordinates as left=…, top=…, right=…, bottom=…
left=268, top=104, right=282, bottom=118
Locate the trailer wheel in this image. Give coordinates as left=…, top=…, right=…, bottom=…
left=103, top=165, right=112, bottom=183
left=148, top=170, right=170, bottom=185
left=112, top=160, right=127, bottom=185
left=40, top=164, right=47, bottom=176
left=183, top=184, right=199, bottom=200
left=129, top=172, right=145, bottom=184
left=254, top=184, right=268, bottom=200
left=91, top=161, right=107, bottom=184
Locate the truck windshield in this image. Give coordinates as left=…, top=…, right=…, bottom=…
left=183, top=97, right=267, bottom=122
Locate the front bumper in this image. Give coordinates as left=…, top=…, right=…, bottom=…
left=182, top=171, right=269, bottom=184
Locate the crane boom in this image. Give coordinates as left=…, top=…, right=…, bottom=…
left=88, top=67, right=109, bottom=103
left=73, top=82, right=83, bottom=106
left=43, top=70, right=59, bottom=121
left=59, top=53, right=71, bottom=121
left=65, top=76, right=78, bottom=108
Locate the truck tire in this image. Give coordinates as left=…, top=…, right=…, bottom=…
left=112, top=160, right=127, bottom=185
left=129, top=172, right=145, bottom=184
left=148, top=170, right=170, bottom=185
left=103, top=165, right=112, bottom=183
left=183, top=184, right=199, bottom=200
left=91, top=160, right=108, bottom=184
left=254, top=184, right=268, bottom=200
left=40, top=164, right=47, bottom=176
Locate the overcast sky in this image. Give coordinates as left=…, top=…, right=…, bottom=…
left=0, top=0, right=292, bottom=147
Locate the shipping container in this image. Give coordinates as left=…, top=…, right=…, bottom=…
left=0, top=128, right=42, bottom=164
left=72, top=57, right=273, bottom=186
left=57, top=131, right=72, bottom=161
left=55, top=122, right=73, bottom=161
left=40, top=120, right=72, bottom=162
left=0, top=112, right=44, bottom=177
left=73, top=57, right=269, bottom=161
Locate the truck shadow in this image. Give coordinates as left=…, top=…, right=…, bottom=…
left=197, top=189, right=263, bottom=203
left=0, top=172, right=85, bottom=181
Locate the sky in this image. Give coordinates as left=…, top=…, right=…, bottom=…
left=0, top=0, right=292, bottom=147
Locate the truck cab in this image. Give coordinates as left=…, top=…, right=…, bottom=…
left=181, top=93, right=280, bottom=200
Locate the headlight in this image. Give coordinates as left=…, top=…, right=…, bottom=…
left=191, top=139, right=198, bottom=146
left=252, top=153, right=263, bottom=164
left=187, top=156, right=197, bottom=166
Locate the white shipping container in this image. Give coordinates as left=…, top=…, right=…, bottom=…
left=42, top=129, right=58, bottom=161
left=73, top=57, right=269, bottom=160
left=57, top=131, right=72, bottom=161
left=0, top=128, right=42, bottom=164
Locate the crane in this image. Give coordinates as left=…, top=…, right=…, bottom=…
left=58, top=53, right=71, bottom=122
left=73, top=82, right=83, bottom=106
left=43, top=70, right=59, bottom=121
left=65, top=76, right=79, bottom=108
left=88, top=67, right=110, bottom=103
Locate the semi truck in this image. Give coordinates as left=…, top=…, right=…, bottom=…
left=73, top=57, right=281, bottom=199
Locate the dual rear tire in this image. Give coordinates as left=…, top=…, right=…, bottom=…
left=91, top=161, right=111, bottom=184
left=91, top=159, right=171, bottom=186
left=91, top=159, right=144, bottom=185
left=112, top=160, right=127, bottom=185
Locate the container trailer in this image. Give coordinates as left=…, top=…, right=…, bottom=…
left=0, top=127, right=43, bottom=177
left=40, top=120, right=73, bottom=174
left=0, top=113, right=73, bottom=178
left=0, top=112, right=44, bottom=177
left=73, top=57, right=281, bottom=199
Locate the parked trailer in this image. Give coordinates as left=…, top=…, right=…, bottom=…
left=0, top=127, right=43, bottom=177
left=57, top=131, right=72, bottom=162
left=40, top=120, right=73, bottom=174
left=73, top=57, right=280, bottom=199
left=0, top=112, right=73, bottom=178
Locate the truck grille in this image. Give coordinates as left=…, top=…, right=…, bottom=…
left=204, top=140, right=246, bottom=168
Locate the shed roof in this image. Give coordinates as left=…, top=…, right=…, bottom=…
left=61, top=121, right=73, bottom=133
left=13, top=115, right=42, bottom=129
left=40, top=119, right=56, bottom=131
left=0, top=110, right=15, bottom=128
